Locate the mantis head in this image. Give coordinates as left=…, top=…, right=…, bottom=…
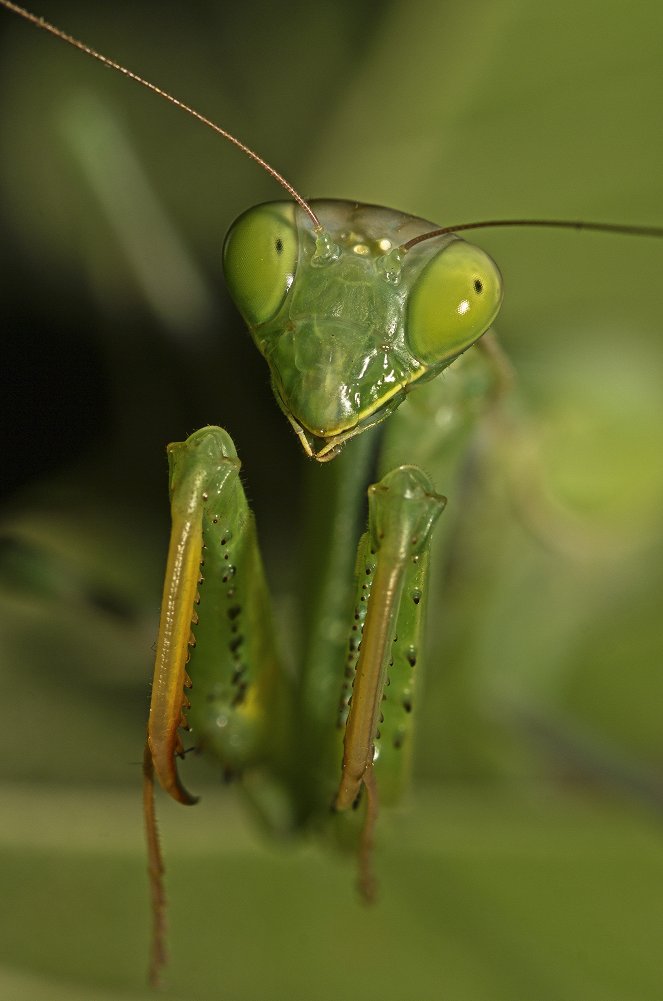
left=223, top=199, right=503, bottom=459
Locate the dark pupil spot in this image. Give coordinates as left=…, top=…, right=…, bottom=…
left=473, top=278, right=483, bottom=294
left=275, top=237, right=284, bottom=255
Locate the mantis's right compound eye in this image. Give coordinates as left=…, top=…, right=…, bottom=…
left=223, top=202, right=299, bottom=326
left=406, top=239, right=503, bottom=366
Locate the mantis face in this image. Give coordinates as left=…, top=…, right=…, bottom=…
left=223, top=199, right=503, bottom=458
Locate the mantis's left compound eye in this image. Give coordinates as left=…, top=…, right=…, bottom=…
left=223, top=202, right=299, bottom=326
left=407, top=240, right=503, bottom=365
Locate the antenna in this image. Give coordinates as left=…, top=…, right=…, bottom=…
left=4, top=2, right=662, bottom=252
left=0, top=0, right=323, bottom=231
left=401, top=217, right=663, bottom=252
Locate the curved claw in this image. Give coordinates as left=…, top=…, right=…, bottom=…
left=147, top=730, right=199, bottom=806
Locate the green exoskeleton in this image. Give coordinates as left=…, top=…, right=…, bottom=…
left=147, top=198, right=502, bottom=906
left=3, top=0, right=662, bottom=989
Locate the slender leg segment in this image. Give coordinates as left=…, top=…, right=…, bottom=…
left=142, top=741, right=167, bottom=988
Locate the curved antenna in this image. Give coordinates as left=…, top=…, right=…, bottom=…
left=0, top=0, right=323, bottom=231
left=401, top=218, right=663, bottom=252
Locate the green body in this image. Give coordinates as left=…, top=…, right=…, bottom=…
left=150, top=198, right=502, bottom=820
left=145, top=198, right=504, bottom=975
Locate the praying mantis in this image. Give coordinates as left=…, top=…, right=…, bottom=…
left=1, top=3, right=663, bottom=996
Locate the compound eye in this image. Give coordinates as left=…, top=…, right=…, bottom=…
left=223, top=203, right=298, bottom=326
left=407, top=240, right=503, bottom=365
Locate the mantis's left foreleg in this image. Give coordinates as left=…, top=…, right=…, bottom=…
left=145, top=425, right=291, bottom=984
left=335, top=465, right=446, bottom=896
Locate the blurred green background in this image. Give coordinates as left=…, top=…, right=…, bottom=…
left=0, top=1, right=662, bottom=998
